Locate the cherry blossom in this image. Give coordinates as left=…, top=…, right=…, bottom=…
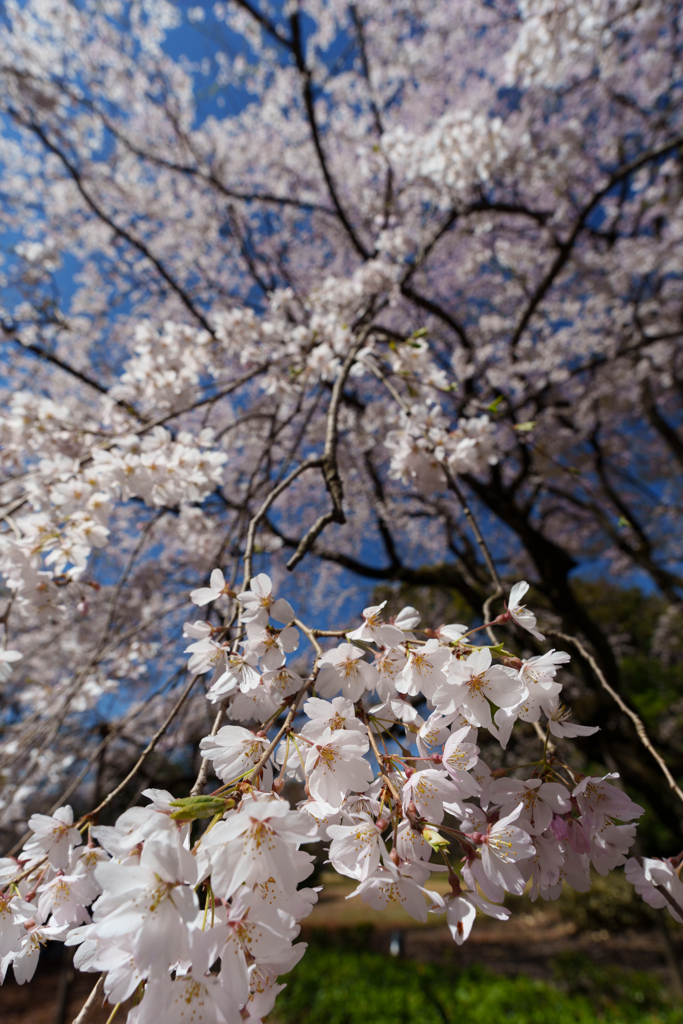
left=490, top=778, right=572, bottom=835
left=468, top=805, right=536, bottom=895
left=327, top=813, right=388, bottom=880
left=507, top=582, right=545, bottom=642
left=435, top=647, right=525, bottom=729
left=23, top=806, right=82, bottom=869
left=396, top=639, right=451, bottom=699
left=625, top=858, right=683, bottom=923
left=191, top=569, right=232, bottom=608
left=200, top=794, right=317, bottom=899
left=304, top=729, right=374, bottom=808
left=199, top=727, right=271, bottom=785
left=573, top=774, right=645, bottom=827
left=245, top=624, right=300, bottom=672
left=317, top=644, right=378, bottom=701
left=349, top=861, right=444, bottom=923
left=236, top=574, right=295, bottom=627
left=402, top=769, right=461, bottom=824
left=300, top=696, right=367, bottom=741
left=0, top=650, right=22, bottom=683
left=347, top=602, right=404, bottom=648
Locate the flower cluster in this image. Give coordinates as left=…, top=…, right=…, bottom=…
left=1, top=571, right=677, bottom=1021
left=0, top=397, right=227, bottom=621
left=385, top=404, right=499, bottom=493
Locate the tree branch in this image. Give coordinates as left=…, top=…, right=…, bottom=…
left=289, top=11, right=371, bottom=260
left=12, top=113, right=215, bottom=336
left=510, top=135, right=683, bottom=350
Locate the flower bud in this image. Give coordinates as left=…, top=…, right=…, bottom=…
left=550, top=814, right=569, bottom=841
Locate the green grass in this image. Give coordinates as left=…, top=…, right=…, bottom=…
left=272, top=942, right=683, bottom=1024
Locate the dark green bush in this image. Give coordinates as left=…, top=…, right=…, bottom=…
left=273, top=945, right=683, bottom=1024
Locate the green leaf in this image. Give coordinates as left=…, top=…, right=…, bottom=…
left=422, top=826, right=450, bottom=852
left=515, top=421, right=536, bottom=432
left=487, top=395, right=503, bottom=413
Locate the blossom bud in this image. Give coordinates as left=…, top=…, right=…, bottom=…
left=550, top=814, right=569, bottom=841
left=375, top=818, right=389, bottom=832
left=272, top=778, right=285, bottom=794
left=566, top=819, right=590, bottom=855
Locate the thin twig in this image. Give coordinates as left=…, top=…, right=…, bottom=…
left=363, top=711, right=401, bottom=803
left=547, top=631, right=683, bottom=811
left=287, top=328, right=370, bottom=570
left=242, top=457, right=322, bottom=586
left=190, top=697, right=231, bottom=797
left=87, top=673, right=199, bottom=818
left=247, top=664, right=323, bottom=785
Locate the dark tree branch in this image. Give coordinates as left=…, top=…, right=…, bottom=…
left=289, top=11, right=371, bottom=260
left=641, top=379, right=683, bottom=471
left=510, top=135, right=683, bottom=351
left=11, top=113, right=215, bottom=336
left=3, top=334, right=140, bottom=417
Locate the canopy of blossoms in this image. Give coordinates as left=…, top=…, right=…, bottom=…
left=0, top=0, right=682, bottom=1020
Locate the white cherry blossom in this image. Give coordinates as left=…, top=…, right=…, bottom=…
left=490, top=778, right=571, bottom=835
left=190, top=568, right=232, bottom=607
left=469, top=805, right=536, bottom=895
left=573, top=774, right=645, bottom=826
left=23, top=805, right=82, bottom=869
left=0, top=650, right=22, bottom=683
left=317, top=643, right=378, bottom=700
left=236, top=574, right=295, bottom=626
left=346, top=601, right=404, bottom=648
left=396, top=639, right=451, bottom=699
left=435, top=647, right=525, bottom=729
left=327, top=812, right=388, bottom=880
left=199, top=726, right=270, bottom=784
left=402, top=769, right=461, bottom=824
left=507, top=581, right=545, bottom=642
left=304, top=729, right=374, bottom=808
